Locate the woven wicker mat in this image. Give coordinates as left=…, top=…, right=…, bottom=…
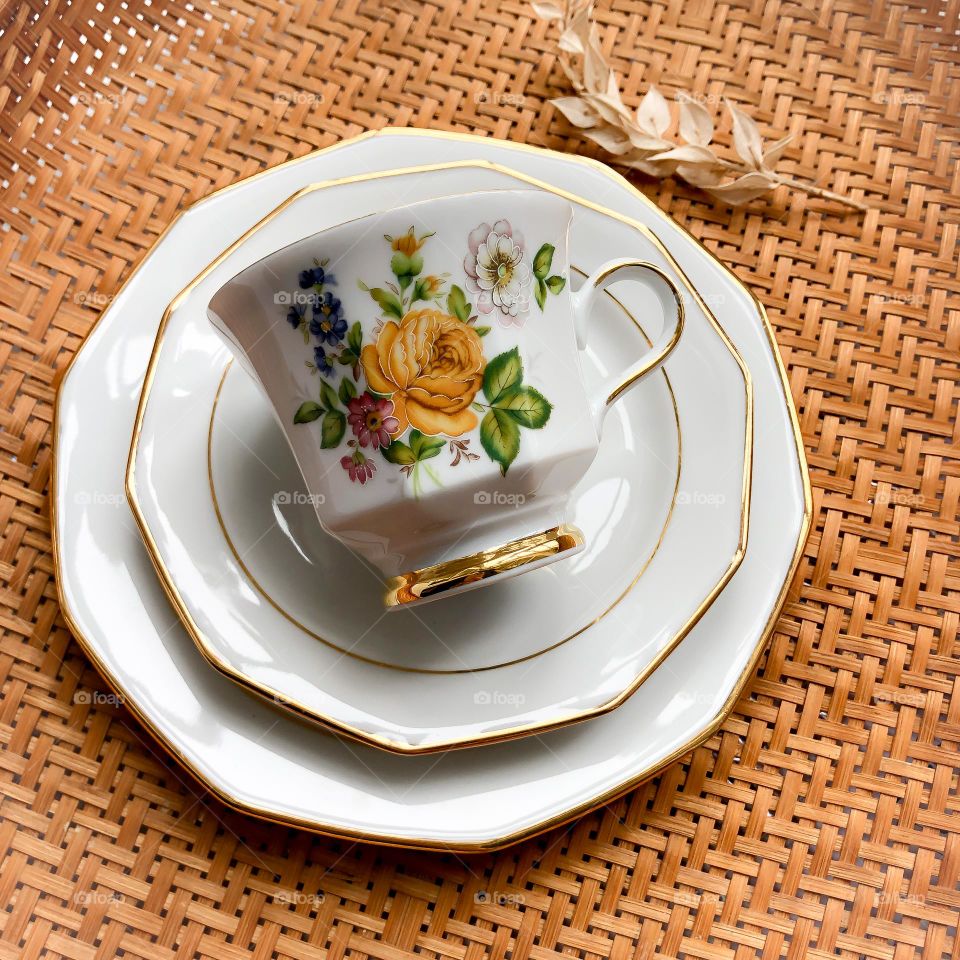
left=2, top=0, right=959, bottom=956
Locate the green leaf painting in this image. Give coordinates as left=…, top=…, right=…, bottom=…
left=532, top=243, right=566, bottom=310
left=409, top=430, right=446, bottom=461
left=293, top=401, right=323, bottom=424
left=479, top=408, right=521, bottom=477
left=494, top=385, right=552, bottom=429
left=482, top=347, right=523, bottom=404
left=318, top=378, right=340, bottom=412
left=320, top=410, right=346, bottom=448
left=381, top=441, right=416, bottom=465
left=532, top=243, right=555, bottom=279
left=534, top=277, right=547, bottom=311
left=478, top=349, right=553, bottom=473
left=446, top=284, right=471, bottom=322
left=338, top=377, right=357, bottom=404
left=368, top=287, right=403, bottom=318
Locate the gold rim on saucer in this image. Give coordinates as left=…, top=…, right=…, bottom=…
left=125, top=157, right=754, bottom=755
left=207, top=265, right=681, bottom=676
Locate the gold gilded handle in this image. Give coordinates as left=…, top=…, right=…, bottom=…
left=571, top=259, right=685, bottom=429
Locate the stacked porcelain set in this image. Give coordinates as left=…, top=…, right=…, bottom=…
left=54, top=129, right=810, bottom=851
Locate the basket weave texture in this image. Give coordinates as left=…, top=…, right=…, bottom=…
left=1, top=0, right=958, bottom=957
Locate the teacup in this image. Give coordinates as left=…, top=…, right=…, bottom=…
left=207, top=189, right=683, bottom=606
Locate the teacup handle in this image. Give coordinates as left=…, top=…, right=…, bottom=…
left=571, top=259, right=685, bottom=430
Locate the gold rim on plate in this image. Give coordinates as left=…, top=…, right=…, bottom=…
left=126, top=160, right=753, bottom=755
left=50, top=128, right=811, bottom=851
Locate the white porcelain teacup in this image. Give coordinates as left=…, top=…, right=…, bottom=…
left=207, top=189, right=683, bottom=606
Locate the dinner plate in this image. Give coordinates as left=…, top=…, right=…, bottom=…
left=126, top=165, right=751, bottom=753
left=52, top=129, right=809, bottom=850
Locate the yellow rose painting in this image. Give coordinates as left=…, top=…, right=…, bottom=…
left=360, top=309, right=485, bottom=438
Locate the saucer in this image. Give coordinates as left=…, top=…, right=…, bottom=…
left=127, top=166, right=751, bottom=753
left=52, top=129, right=808, bottom=849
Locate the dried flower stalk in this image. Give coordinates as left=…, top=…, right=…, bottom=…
left=533, top=0, right=868, bottom=210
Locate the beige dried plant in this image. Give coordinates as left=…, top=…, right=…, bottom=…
left=533, top=0, right=867, bottom=210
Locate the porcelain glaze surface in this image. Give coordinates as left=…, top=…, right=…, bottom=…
left=130, top=167, right=749, bottom=752
left=53, top=131, right=808, bottom=848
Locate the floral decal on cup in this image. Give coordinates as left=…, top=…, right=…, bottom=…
left=531, top=243, right=567, bottom=310
left=347, top=392, right=399, bottom=449
left=360, top=309, right=486, bottom=437
left=290, top=224, right=557, bottom=488
left=340, top=450, right=376, bottom=485
left=464, top=220, right=531, bottom=324
left=285, top=260, right=349, bottom=377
